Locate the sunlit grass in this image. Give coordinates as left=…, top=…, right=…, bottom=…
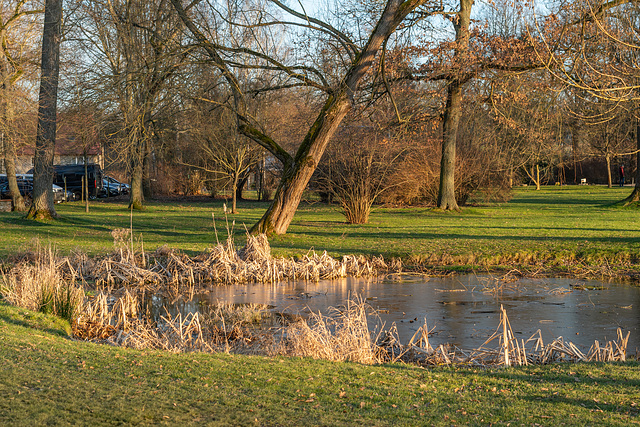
left=1, top=301, right=639, bottom=426
left=0, top=185, right=638, bottom=269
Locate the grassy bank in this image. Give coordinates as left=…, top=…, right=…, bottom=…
left=1, top=301, right=639, bottom=425
left=0, top=186, right=638, bottom=271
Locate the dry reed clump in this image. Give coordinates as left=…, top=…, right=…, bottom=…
left=398, top=305, right=632, bottom=367
left=277, top=297, right=388, bottom=365
left=61, top=234, right=391, bottom=290
left=0, top=246, right=84, bottom=323
left=72, top=289, right=633, bottom=366
left=464, top=305, right=632, bottom=365
left=274, top=298, right=633, bottom=367
left=74, top=289, right=270, bottom=353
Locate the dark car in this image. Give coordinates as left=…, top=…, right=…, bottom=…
left=100, top=178, right=121, bottom=197
left=27, top=164, right=104, bottom=199
left=0, top=180, right=33, bottom=199
left=100, top=176, right=129, bottom=197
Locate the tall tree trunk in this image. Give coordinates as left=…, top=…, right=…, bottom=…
left=257, top=157, right=265, bottom=201
left=129, top=141, right=145, bottom=210
left=27, top=0, right=62, bottom=220
left=84, top=153, right=89, bottom=212
left=436, top=0, right=473, bottom=211
left=231, top=172, right=238, bottom=214
left=623, top=117, right=640, bottom=204
left=606, top=154, right=612, bottom=188
left=437, top=81, right=462, bottom=210
left=2, top=153, right=26, bottom=211
left=143, top=136, right=153, bottom=199
left=536, top=164, right=540, bottom=190
left=0, top=14, right=25, bottom=212
left=0, top=80, right=26, bottom=211
left=1, top=131, right=26, bottom=211
left=236, top=174, right=248, bottom=202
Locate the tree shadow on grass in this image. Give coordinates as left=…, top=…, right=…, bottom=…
left=0, top=302, right=70, bottom=337
left=449, top=363, right=640, bottom=417
left=295, top=229, right=640, bottom=246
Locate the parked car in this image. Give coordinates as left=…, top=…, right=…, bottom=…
left=0, top=180, right=33, bottom=199
left=107, top=176, right=129, bottom=194
left=52, top=184, right=75, bottom=203
left=100, top=178, right=121, bottom=197
left=98, top=176, right=130, bottom=197
left=0, top=180, right=76, bottom=203
left=27, top=164, right=104, bottom=199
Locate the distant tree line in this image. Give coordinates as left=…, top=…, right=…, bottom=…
left=1, top=0, right=638, bottom=229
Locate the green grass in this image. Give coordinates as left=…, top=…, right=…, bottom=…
left=1, top=185, right=639, bottom=269
left=1, top=301, right=639, bottom=426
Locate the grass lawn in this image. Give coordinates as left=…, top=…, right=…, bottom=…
left=1, top=185, right=638, bottom=270
left=2, top=188, right=640, bottom=425
left=2, top=301, right=640, bottom=426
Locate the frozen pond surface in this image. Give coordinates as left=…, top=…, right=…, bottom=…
left=150, top=274, right=640, bottom=352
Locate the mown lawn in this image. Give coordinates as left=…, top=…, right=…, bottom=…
left=0, top=185, right=639, bottom=269
left=1, top=302, right=639, bottom=426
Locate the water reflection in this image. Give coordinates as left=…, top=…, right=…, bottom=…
left=149, top=274, right=640, bottom=352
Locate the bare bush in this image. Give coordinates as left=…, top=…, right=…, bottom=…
left=314, top=127, right=405, bottom=223
left=380, top=138, right=511, bottom=206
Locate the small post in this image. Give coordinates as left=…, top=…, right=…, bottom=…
left=84, top=176, right=89, bottom=213
left=502, top=305, right=511, bottom=367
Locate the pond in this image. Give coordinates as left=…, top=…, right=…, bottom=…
left=147, top=274, right=640, bottom=353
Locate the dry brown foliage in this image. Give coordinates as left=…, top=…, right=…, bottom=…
left=1, top=246, right=84, bottom=321
left=59, top=234, right=390, bottom=292
left=277, top=297, right=388, bottom=365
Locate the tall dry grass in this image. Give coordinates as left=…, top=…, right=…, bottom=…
left=74, top=289, right=272, bottom=354
left=278, top=297, right=388, bottom=365
left=59, top=233, right=391, bottom=291
left=0, top=246, right=84, bottom=323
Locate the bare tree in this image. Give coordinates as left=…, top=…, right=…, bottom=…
left=534, top=0, right=640, bottom=202
left=488, top=70, right=567, bottom=190
left=186, top=101, right=261, bottom=213
left=27, top=0, right=62, bottom=220
left=170, top=0, right=437, bottom=235
left=405, top=0, right=543, bottom=209
left=75, top=0, right=186, bottom=210
left=0, top=1, right=41, bottom=211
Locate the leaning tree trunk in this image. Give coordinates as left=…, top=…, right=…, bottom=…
left=606, top=154, right=612, bottom=188
left=171, top=0, right=428, bottom=235
left=27, top=0, right=62, bottom=220
left=436, top=0, right=473, bottom=211
left=251, top=94, right=353, bottom=234
left=623, top=117, right=640, bottom=205
left=248, top=2, right=421, bottom=234
left=437, top=81, right=462, bottom=210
